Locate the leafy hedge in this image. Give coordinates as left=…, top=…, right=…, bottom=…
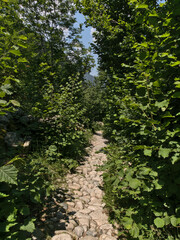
left=76, top=0, right=180, bottom=239
left=0, top=0, right=94, bottom=239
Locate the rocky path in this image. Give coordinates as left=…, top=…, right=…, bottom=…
left=51, top=131, right=118, bottom=240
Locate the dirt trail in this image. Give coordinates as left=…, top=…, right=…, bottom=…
left=51, top=131, right=118, bottom=240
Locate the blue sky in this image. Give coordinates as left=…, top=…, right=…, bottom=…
left=75, top=12, right=98, bottom=76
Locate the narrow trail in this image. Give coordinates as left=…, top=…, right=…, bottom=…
left=52, top=131, right=118, bottom=240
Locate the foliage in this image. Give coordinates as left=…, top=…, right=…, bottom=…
left=0, top=0, right=25, bottom=115
left=76, top=0, right=180, bottom=239
left=82, top=73, right=107, bottom=129
left=15, top=0, right=93, bottom=113
left=37, top=76, right=91, bottom=170
left=0, top=156, right=51, bottom=240
left=0, top=0, right=93, bottom=239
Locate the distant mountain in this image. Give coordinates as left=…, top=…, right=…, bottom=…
left=84, top=73, right=95, bottom=82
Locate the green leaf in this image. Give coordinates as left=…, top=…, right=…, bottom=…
left=18, top=35, right=27, bottom=40
left=7, top=208, right=17, bottom=222
left=174, top=81, right=180, bottom=88
left=123, top=217, right=133, bottom=229
left=129, top=179, right=141, bottom=189
left=48, top=145, right=57, bottom=152
left=172, top=153, right=180, bottom=164
left=18, top=57, right=28, bottom=63
left=158, top=147, right=171, bottom=158
left=0, top=91, right=5, bottom=98
left=154, top=180, right=163, bottom=190
left=1, top=57, right=11, bottom=60
left=170, top=216, right=177, bottom=227
left=144, top=149, right=152, bottom=156
left=149, top=171, right=158, bottom=177
left=154, top=212, right=163, bottom=217
left=149, top=12, right=158, bottom=17
left=162, top=112, right=174, bottom=118
left=140, top=42, right=148, bottom=48
left=136, top=4, right=148, bottom=9
left=131, top=224, right=140, bottom=238
left=154, top=218, right=165, bottom=228
left=20, top=220, right=35, bottom=233
left=10, top=100, right=20, bottom=107
left=1, top=84, right=12, bottom=95
left=172, top=91, right=180, bottom=98
left=0, top=100, right=7, bottom=105
left=0, top=192, right=9, bottom=198
left=170, top=61, right=180, bottom=67
left=0, top=222, right=17, bottom=232
left=9, top=49, right=22, bottom=56
left=0, top=165, right=18, bottom=185
left=155, top=100, right=169, bottom=111
left=153, top=80, right=160, bottom=87
left=157, top=33, right=170, bottom=38
left=140, top=167, right=151, bottom=175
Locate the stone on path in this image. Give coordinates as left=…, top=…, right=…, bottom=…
left=52, top=234, right=73, bottom=240
left=81, top=236, right=98, bottom=240
left=74, top=226, right=84, bottom=237
left=51, top=131, right=118, bottom=240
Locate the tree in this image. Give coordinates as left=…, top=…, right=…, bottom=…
left=12, top=0, right=93, bottom=112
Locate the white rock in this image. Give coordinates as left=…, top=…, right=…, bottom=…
left=79, top=208, right=92, bottom=214
left=81, top=236, right=98, bottom=240
left=66, top=222, right=75, bottom=231
left=90, top=210, right=108, bottom=226
left=51, top=233, right=72, bottom=240
left=99, top=235, right=117, bottom=240
left=88, top=205, right=102, bottom=211
left=75, top=201, right=84, bottom=210
left=78, top=218, right=90, bottom=227
left=82, top=225, right=88, bottom=232
left=83, top=168, right=88, bottom=175
left=90, top=220, right=97, bottom=229
left=75, top=212, right=91, bottom=220
left=74, top=226, right=84, bottom=237
left=107, top=229, right=113, bottom=236
left=74, top=190, right=83, bottom=197
left=79, top=196, right=90, bottom=204
left=100, top=224, right=113, bottom=231
left=69, top=183, right=80, bottom=190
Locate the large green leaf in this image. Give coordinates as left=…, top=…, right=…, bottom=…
left=17, top=57, right=28, bottom=62
left=170, top=61, right=180, bottom=67
left=170, top=216, right=177, bottom=227
left=9, top=49, right=22, bottom=56
left=172, top=91, right=180, bottom=98
left=154, top=218, right=165, bottom=228
left=0, top=100, right=7, bottom=105
left=0, top=165, right=18, bottom=185
left=131, top=224, right=140, bottom=238
left=144, top=149, right=152, bottom=156
left=129, top=179, right=141, bottom=189
left=20, top=220, right=35, bottom=233
left=158, top=147, right=171, bottom=158
left=10, top=100, right=20, bottom=107
left=123, top=217, right=133, bottom=229
left=155, top=100, right=169, bottom=111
